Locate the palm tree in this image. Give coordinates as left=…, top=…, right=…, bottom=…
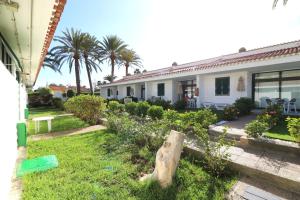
left=120, top=49, right=142, bottom=76
left=42, top=52, right=61, bottom=73
left=104, top=74, right=116, bottom=83
left=273, top=0, right=288, bottom=8
left=82, top=33, right=102, bottom=94
left=48, top=28, right=85, bottom=95
left=100, top=35, right=127, bottom=81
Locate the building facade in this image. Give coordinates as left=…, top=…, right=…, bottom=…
left=101, top=41, right=300, bottom=110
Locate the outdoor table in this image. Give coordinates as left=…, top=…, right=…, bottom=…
left=32, top=116, right=54, bottom=134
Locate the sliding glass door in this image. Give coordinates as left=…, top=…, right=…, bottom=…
left=253, top=69, right=300, bottom=109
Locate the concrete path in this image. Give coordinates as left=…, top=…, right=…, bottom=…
left=184, top=136, right=300, bottom=198
left=28, top=125, right=106, bottom=141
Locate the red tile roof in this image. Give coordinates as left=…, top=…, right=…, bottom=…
left=110, top=40, right=300, bottom=85
left=49, top=85, right=66, bottom=92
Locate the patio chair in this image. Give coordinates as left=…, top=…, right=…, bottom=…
left=202, top=102, right=215, bottom=109
left=287, top=98, right=297, bottom=113
left=214, top=103, right=230, bottom=110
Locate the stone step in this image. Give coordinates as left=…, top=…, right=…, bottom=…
left=184, top=138, right=300, bottom=197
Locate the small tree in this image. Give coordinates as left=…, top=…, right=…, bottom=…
left=66, top=89, right=75, bottom=98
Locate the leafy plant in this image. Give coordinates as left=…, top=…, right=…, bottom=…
left=147, top=99, right=172, bottom=110
left=264, top=104, right=282, bottom=126
left=223, top=106, right=239, bottom=121
left=52, top=97, right=64, bottom=110
left=66, top=89, right=75, bottom=98
left=245, top=120, right=268, bottom=138
left=234, top=97, right=254, bottom=116
left=147, top=105, right=164, bottom=120
left=107, top=100, right=121, bottom=113
left=125, top=102, right=137, bottom=115
left=64, top=95, right=106, bottom=124
left=135, top=101, right=150, bottom=117
left=286, top=117, right=300, bottom=142
left=173, top=99, right=187, bottom=110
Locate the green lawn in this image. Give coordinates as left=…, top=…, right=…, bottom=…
left=264, top=121, right=296, bottom=142
left=28, top=107, right=89, bottom=135
left=23, top=130, right=236, bottom=200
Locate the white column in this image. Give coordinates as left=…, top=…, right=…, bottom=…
left=196, top=75, right=205, bottom=108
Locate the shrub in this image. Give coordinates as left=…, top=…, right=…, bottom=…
left=234, top=97, right=254, bottom=116
left=223, top=106, right=239, bottom=121
left=125, top=102, right=137, bottom=115
left=52, top=97, right=64, bottom=110
left=117, top=103, right=125, bottom=112
left=173, top=99, right=187, bottom=110
left=264, top=104, right=282, bottom=126
left=107, top=101, right=120, bottom=113
left=147, top=105, right=164, bottom=120
left=245, top=120, right=268, bottom=138
left=64, top=95, right=106, bottom=124
left=147, top=98, right=172, bottom=110
left=66, top=89, right=75, bottom=98
left=135, top=101, right=150, bottom=117
left=286, top=117, right=300, bottom=142
left=28, top=87, right=53, bottom=107
left=193, top=109, right=218, bottom=129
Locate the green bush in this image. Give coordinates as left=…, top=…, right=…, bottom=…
left=264, top=104, right=282, bottom=126
left=107, top=101, right=121, bottom=113
left=52, top=97, right=64, bottom=110
left=66, top=89, right=75, bottom=98
left=135, top=101, right=150, bottom=117
left=234, top=97, right=254, bottom=116
left=125, top=102, right=137, bottom=115
left=245, top=120, right=268, bottom=138
left=173, top=99, right=187, bottom=110
left=147, top=105, right=164, bottom=120
left=147, top=98, right=172, bottom=110
left=223, top=106, right=239, bottom=121
left=286, top=117, right=300, bottom=142
left=64, top=95, right=106, bottom=125
left=256, top=113, right=273, bottom=128
left=117, top=103, right=125, bottom=112
left=193, top=109, right=218, bottom=129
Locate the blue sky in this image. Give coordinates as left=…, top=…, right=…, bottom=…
left=35, top=0, right=300, bottom=88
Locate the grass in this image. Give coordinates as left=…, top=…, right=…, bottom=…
left=28, top=107, right=89, bottom=135
left=265, top=121, right=296, bottom=142
left=23, top=130, right=236, bottom=200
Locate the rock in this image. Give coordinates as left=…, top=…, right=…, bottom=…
left=140, top=130, right=185, bottom=188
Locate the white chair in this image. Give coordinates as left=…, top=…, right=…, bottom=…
left=202, top=102, right=214, bottom=109
left=287, top=98, right=297, bottom=113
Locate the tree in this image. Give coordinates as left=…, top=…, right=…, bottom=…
left=100, top=35, right=127, bottom=81
left=273, top=0, right=288, bottom=8
left=134, top=68, right=141, bottom=74
left=120, top=48, right=142, bottom=76
left=48, top=28, right=85, bottom=95
left=42, top=52, right=61, bottom=73
left=66, top=89, right=75, bottom=98
left=104, top=74, right=116, bottom=83
left=82, top=33, right=102, bottom=94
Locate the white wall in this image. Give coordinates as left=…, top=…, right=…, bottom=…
left=0, top=61, right=20, bottom=199
left=147, top=79, right=174, bottom=102
left=201, top=71, right=250, bottom=104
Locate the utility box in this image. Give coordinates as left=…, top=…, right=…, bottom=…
left=24, top=108, right=29, bottom=119
left=17, top=122, right=27, bottom=147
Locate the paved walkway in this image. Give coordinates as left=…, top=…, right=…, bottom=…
left=28, top=125, right=106, bottom=141
left=184, top=136, right=300, bottom=198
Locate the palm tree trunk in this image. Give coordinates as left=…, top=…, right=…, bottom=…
left=125, top=64, right=129, bottom=76
left=74, top=57, right=81, bottom=95
left=84, top=56, right=94, bottom=95
left=111, top=57, right=115, bottom=82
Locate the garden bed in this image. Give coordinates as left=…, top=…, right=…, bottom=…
left=264, top=121, right=296, bottom=142
left=23, top=130, right=236, bottom=200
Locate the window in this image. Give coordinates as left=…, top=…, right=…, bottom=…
left=215, top=77, right=230, bottom=96
left=157, top=83, right=165, bottom=96
left=107, top=88, right=111, bottom=97
left=126, top=87, right=131, bottom=96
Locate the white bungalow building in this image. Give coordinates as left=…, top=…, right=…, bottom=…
left=101, top=41, right=300, bottom=110
left=0, top=0, right=66, bottom=198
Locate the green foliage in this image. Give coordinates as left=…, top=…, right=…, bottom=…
left=223, top=106, right=239, bottom=121
left=147, top=105, right=164, bottom=120
left=147, top=98, right=172, bottom=110
left=28, top=87, right=53, bottom=107
left=234, top=97, right=254, bottom=116
left=64, top=95, right=106, bottom=124
left=245, top=120, right=268, bottom=138
left=173, top=99, right=187, bottom=110
left=264, top=104, right=282, bottom=126
left=125, top=102, right=137, bottom=115
left=135, top=101, right=150, bottom=117
left=66, top=89, right=75, bottom=98
left=107, top=100, right=121, bottom=113
left=286, top=117, right=300, bottom=142
left=256, top=113, right=273, bottom=128
left=52, top=97, right=64, bottom=110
